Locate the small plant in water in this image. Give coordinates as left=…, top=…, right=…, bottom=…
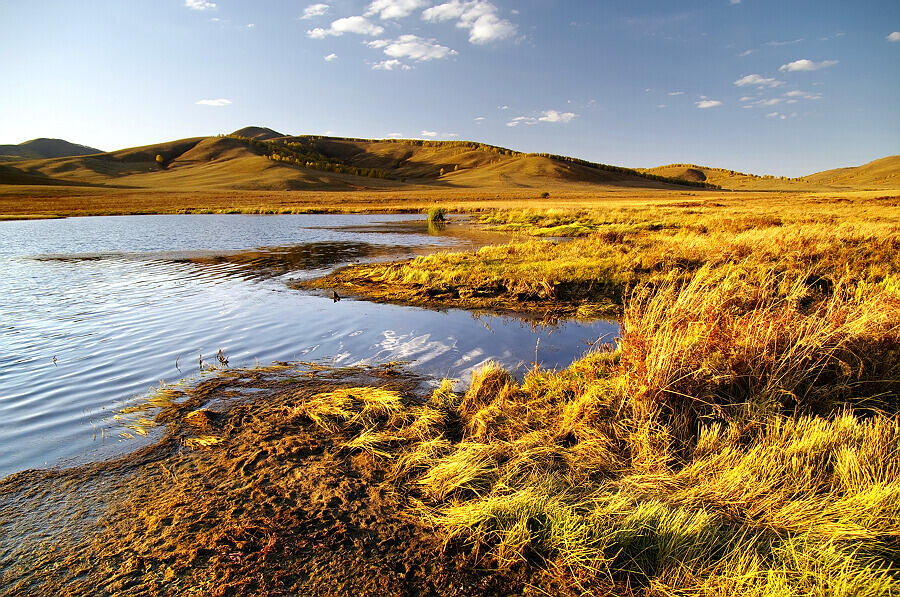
left=426, top=206, right=446, bottom=224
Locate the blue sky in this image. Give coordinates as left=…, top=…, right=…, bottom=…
left=1, top=0, right=898, bottom=176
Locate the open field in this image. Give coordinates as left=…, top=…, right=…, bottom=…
left=1, top=183, right=896, bottom=221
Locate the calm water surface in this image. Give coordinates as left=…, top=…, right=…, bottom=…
left=0, top=214, right=616, bottom=477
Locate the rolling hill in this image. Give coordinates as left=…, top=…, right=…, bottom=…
left=0, top=128, right=714, bottom=192
left=0, top=138, right=103, bottom=161
left=640, top=155, right=900, bottom=191
left=1, top=128, right=895, bottom=193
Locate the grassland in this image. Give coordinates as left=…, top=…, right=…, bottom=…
left=1, top=187, right=898, bottom=595
left=301, top=191, right=900, bottom=594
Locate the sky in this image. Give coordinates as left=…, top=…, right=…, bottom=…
left=1, top=0, right=898, bottom=176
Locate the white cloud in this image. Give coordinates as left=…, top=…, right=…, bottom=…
left=538, top=110, right=577, bottom=123
left=766, top=112, right=785, bottom=119
left=696, top=100, right=723, bottom=109
left=785, top=90, right=822, bottom=100
left=657, top=104, right=667, bottom=108
left=767, top=39, right=804, bottom=47
left=888, top=32, right=900, bottom=42
left=247, top=23, right=255, bottom=28
left=372, top=59, right=411, bottom=70
left=368, top=34, right=457, bottom=61
left=366, top=0, right=428, bottom=20
left=738, top=49, right=754, bottom=57
left=308, top=16, right=384, bottom=38
left=739, top=96, right=755, bottom=102
left=668, top=91, right=685, bottom=96
left=422, top=1, right=516, bottom=44
left=324, top=53, right=338, bottom=62
left=185, top=0, right=216, bottom=10
left=302, top=3, right=329, bottom=19
left=195, top=98, right=231, bottom=106
left=779, top=59, right=838, bottom=72
left=498, top=105, right=509, bottom=110
left=506, top=116, right=536, bottom=127
left=506, top=109, right=577, bottom=127
left=756, top=98, right=783, bottom=106
left=474, top=116, right=486, bottom=121
left=421, top=130, right=438, bottom=137
left=386, top=132, right=404, bottom=138
left=734, top=74, right=783, bottom=88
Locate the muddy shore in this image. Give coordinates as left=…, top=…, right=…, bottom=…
left=0, top=364, right=563, bottom=596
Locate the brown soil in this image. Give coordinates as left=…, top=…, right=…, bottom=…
left=0, top=365, right=560, bottom=596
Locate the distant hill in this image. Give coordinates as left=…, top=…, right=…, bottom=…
left=0, top=138, right=102, bottom=161
left=0, top=127, right=712, bottom=192
left=231, top=126, right=285, bottom=141
left=802, top=155, right=900, bottom=188
left=641, top=155, right=900, bottom=191
left=2, top=126, right=894, bottom=193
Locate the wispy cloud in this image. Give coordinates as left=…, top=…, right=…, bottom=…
left=366, top=0, right=428, bottom=20
left=888, top=32, right=900, bottom=42
left=506, top=109, right=578, bottom=127
left=734, top=74, right=784, bottom=88
left=506, top=116, right=535, bottom=127
left=372, top=59, right=411, bottom=70
left=420, top=130, right=438, bottom=137
left=766, top=111, right=797, bottom=120
left=767, top=38, right=804, bottom=47
left=668, top=91, right=685, bottom=96
left=538, top=110, right=577, bottom=123
left=308, top=16, right=384, bottom=38
left=422, top=1, right=516, bottom=44
left=474, top=116, right=486, bottom=122
left=185, top=0, right=216, bottom=9
left=696, top=100, right=723, bottom=109
left=737, top=49, right=755, bottom=57
left=324, top=53, right=338, bottom=62
left=368, top=35, right=457, bottom=61
left=195, top=98, right=231, bottom=106
left=386, top=132, right=404, bottom=138
left=779, top=59, right=838, bottom=72
left=785, top=90, right=822, bottom=100
left=301, top=3, right=329, bottom=19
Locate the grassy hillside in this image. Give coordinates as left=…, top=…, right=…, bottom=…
left=2, top=128, right=895, bottom=194
left=0, top=138, right=103, bottom=161
left=0, top=128, right=714, bottom=192
left=642, top=155, right=900, bottom=191
left=804, top=155, right=900, bottom=187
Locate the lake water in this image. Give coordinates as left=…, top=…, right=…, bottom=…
left=0, top=214, right=616, bottom=478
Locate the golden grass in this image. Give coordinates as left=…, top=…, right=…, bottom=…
left=287, top=264, right=900, bottom=594
left=282, top=192, right=900, bottom=593
left=309, top=192, right=899, bottom=318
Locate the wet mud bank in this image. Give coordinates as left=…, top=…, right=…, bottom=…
left=0, top=364, right=558, bottom=596
left=297, top=262, right=620, bottom=321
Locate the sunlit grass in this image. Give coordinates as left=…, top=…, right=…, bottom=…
left=288, top=254, right=900, bottom=594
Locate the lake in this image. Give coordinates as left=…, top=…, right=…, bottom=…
left=0, top=214, right=616, bottom=478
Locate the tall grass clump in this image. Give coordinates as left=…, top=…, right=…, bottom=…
left=426, top=206, right=447, bottom=224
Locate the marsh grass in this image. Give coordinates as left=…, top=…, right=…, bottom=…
left=290, top=262, right=900, bottom=595
left=316, top=195, right=899, bottom=320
